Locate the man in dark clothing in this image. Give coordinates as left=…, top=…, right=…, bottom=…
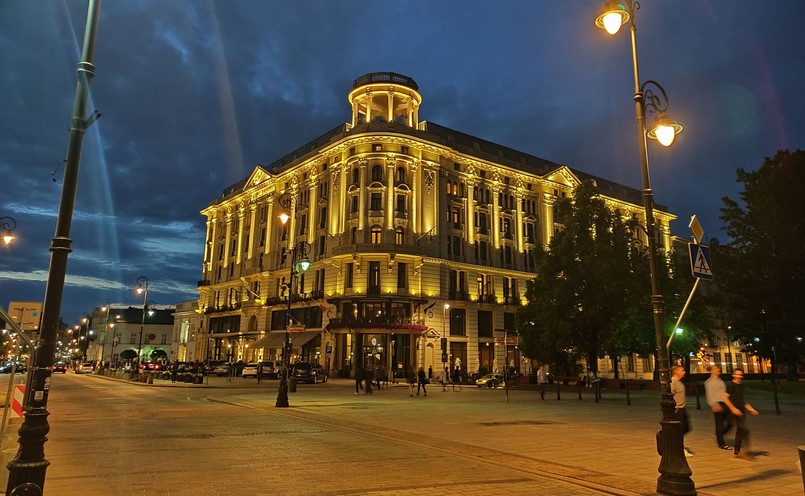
left=724, top=368, right=759, bottom=460
left=355, top=368, right=364, bottom=394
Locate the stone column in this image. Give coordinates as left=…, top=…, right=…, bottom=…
left=223, top=209, right=232, bottom=267
left=358, top=159, right=367, bottom=231
left=236, top=205, right=245, bottom=265
left=542, top=193, right=556, bottom=251
left=386, top=156, right=395, bottom=230
left=247, top=202, right=257, bottom=260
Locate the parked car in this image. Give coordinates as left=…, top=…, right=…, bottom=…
left=258, top=360, right=280, bottom=379
left=213, top=363, right=231, bottom=377
left=76, top=362, right=94, bottom=374
left=52, top=362, right=68, bottom=373
left=241, top=363, right=259, bottom=378
left=0, top=362, right=26, bottom=374
left=291, top=362, right=327, bottom=384
left=141, top=362, right=163, bottom=371
left=475, top=373, right=503, bottom=388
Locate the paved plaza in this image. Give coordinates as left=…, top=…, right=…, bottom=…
left=1, top=373, right=803, bottom=495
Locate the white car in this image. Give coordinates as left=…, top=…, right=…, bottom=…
left=241, top=363, right=259, bottom=378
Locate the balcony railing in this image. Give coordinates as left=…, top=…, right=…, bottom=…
left=326, top=317, right=427, bottom=332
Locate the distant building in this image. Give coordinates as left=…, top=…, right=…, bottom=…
left=171, top=300, right=203, bottom=363
left=86, top=305, right=174, bottom=364
left=197, top=72, right=675, bottom=379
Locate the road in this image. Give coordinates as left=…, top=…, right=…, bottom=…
left=1, top=373, right=802, bottom=495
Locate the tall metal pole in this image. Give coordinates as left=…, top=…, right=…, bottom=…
left=6, top=1, right=102, bottom=492
left=99, top=303, right=110, bottom=370
left=626, top=9, right=695, bottom=495
left=276, top=244, right=296, bottom=408
left=136, top=277, right=149, bottom=365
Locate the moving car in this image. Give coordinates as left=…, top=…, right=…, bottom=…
left=475, top=373, right=503, bottom=388
left=52, top=362, right=68, bottom=373
left=241, top=363, right=259, bottom=378
left=76, top=362, right=94, bottom=374
left=141, top=362, right=163, bottom=371
left=291, top=362, right=327, bottom=384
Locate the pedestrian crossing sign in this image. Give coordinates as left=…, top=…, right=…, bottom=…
left=688, top=243, right=714, bottom=280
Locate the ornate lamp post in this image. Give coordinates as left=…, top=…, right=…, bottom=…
left=0, top=216, right=16, bottom=246
left=595, top=2, right=691, bottom=494
left=99, top=300, right=111, bottom=370
left=135, top=276, right=149, bottom=365
left=275, top=193, right=311, bottom=408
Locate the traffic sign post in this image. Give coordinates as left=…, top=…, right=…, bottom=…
left=688, top=243, right=714, bottom=281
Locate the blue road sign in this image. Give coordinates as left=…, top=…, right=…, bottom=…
left=688, top=243, right=714, bottom=280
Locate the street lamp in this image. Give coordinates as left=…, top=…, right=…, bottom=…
left=135, top=276, right=149, bottom=365
left=1, top=216, right=16, bottom=245
left=275, top=192, right=311, bottom=408
left=99, top=300, right=111, bottom=370
left=595, top=1, right=692, bottom=494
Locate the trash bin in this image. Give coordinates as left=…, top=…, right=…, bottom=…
left=289, top=378, right=298, bottom=393
left=193, top=374, right=203, bottom=384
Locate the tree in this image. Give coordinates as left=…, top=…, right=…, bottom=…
left=119, top=349, right=137, bottom=360
left=517, top=180, right=641, bottom=377
left=714, top=149, right=805, bottom=380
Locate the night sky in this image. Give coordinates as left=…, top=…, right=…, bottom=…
left=1, top=1, right=803, bottom=326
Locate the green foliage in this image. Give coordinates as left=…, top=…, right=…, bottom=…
left=517, top=181, right=643, bottom=374
left=714, top=149, right=805, bottom=374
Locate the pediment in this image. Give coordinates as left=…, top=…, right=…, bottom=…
left=245, top=166, right=272, bottom=189
left=544, top=166, right=580, bottom=189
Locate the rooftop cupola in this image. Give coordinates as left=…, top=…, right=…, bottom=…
left=348, top=72, right=422, bottom=129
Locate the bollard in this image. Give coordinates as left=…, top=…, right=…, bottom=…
left=578, top=380, right=583, bottom=400
left=798, top=446, right=804, bottom=492
left=556, top=382, right=561, bottom=400
left=626, top=382, right=631, bottom=406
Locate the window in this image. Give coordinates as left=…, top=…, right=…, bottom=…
left=449, top=308, right=466, bottom=336
left=479, top=241, right=488, bottom=260
left=396, top=194, right=406, bottom=214
left=130, top=334, right=136, bottom=344
left=396, top=167, right=406, bottom=183
left=371, top=164, right=383, bottom=181
left=318, top=235, right=326, bottom=256
left=478, top=310, right=493, bottom=337
left=299, top=214, right=306, bottom=234
left=352, top=168, right=360, bottom=185
left=397, top=262, right=407, bottom=288
left=319, top=207, right=327, bottom=229
left=370, top=193, right=382, bottom=211
left=452, top=208, right=461, bottom=226
left=259, top=226, right=266, bottom=246
left=345, top=263, right=353, bottom=289
left=351, top=195, right=359, bottom=213
left=371, top=225, right=382, bottom=244
left=477, top=274, right=485, bottom=296
left=351, top=227, right=357, bottom=244
left=372, top=144, right=383, bottom=152
left=395, top=227, right=404, bottom=245
left=452, top=236, right=461, bottom=256
left=401, top=146, right=409, bottom=155
left=446, top=180, right=452, bottom=194
left=368, top=261, right=381, bottom=294
left=161, top=334, right=168, bottom=344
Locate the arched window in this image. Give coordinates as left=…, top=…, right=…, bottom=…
left=452, top=183, right=458, bottom=195
left=351, top=227, right=357, bottom=244
left=371, top=225, right=382, bottom=244
left=446, top=180, right=452, bottom=194
left=396, top=166, right=406, bottom=183
left=395, top=227, right=404, bottom=245
left=459, top=182, right=465, bottom=197
left=371, top=164, right=383, bottom=182
left=352, top=168, right=360, bottom=185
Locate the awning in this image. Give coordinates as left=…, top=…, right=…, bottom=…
left=253, top=331, right=320, bottom=348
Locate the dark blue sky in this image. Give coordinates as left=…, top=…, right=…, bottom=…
left=1, top=1, right=803, bottom=326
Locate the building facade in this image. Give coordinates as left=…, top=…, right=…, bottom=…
left=86, top=305, right=174, bottom=365
left=197, top=72, right=675, bottom=380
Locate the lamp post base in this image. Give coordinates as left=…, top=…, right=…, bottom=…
left=656, top=391, right=696, bottom=495
left=276, top=371, right=289, bottom=408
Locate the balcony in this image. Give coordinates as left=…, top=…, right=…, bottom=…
left=448, top=291, right=469, bottom=301
left=479, top=294, right=496, bottom=304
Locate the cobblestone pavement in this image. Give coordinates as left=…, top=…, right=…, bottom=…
left=2, top=374, right=803, bottom=495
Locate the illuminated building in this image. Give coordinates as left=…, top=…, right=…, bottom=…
left=197, top=72, right=674, bottom=379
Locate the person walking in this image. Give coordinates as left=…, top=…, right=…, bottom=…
left=406, top=368, right=416, bottom=396
left=671, top=365, right=693, bottom=457
left=537, top=365, right=548, bottom=400
left=170, top=361, right=179, bottom=383
left=417, top=367, right=428, bottom=396
left=451, top=366, right=462, bottom=391
left=355, top=367, right=364, bottom=395
left=704, top=365, right=732, bottom=450
left=725, top=368, right=759, bottom=460
left=428, top=365, right=433, bottom=382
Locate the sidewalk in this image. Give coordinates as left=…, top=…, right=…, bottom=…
left=208, top=379, right=804, bottom=496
